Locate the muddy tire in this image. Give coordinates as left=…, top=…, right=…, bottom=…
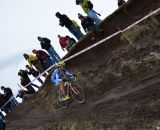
left=71, top=84, right=86, bottom=104
left=55, top=87, right=68, bottom=109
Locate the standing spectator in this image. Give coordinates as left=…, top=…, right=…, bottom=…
left=66, top=36, right=76, bottom=51
left=58, top=35, right=76, bottom=51
left=25, top=65, right=43, bottom=85
left=78, top=13, right=103, bottom=34
left=37, top=37, right=60, bottom=63
left=0, top=93, right=12, bottom=114
left=76, top=0, right=101, bottom=24
left=55, top=12, right=84, bottom=40
left=18, top=71, right=36, bottom=94
left=16, top=90, right=29, bottom=101
left=0, top=112, right=6, bottom=130
left=32, top=49, right=53, bottom=71
left=117, top=0, right=126, bottom=7
left=58, top=35, right=68, bottom=51
left=1, top=86, right=19, bottom=109
left=18, top=70, right=40, bottom=89
left=23, top=53, right=47, bottom=77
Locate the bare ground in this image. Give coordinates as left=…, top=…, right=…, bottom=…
left=5, top=0, right=160, bottom=130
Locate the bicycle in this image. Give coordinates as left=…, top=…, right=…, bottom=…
left=54, top=77, right=86, bottom=109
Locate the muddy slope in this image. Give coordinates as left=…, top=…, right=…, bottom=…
left=5, top=0, right=160, bottom=130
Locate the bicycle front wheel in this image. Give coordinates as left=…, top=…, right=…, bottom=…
left=70, top=84, right=86, bottom=104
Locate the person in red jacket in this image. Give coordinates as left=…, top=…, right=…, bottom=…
left=58, top=35, right=68, bottom=51
left=58, top=35, right=76, bottom=51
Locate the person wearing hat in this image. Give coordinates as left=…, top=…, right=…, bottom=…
left=23, top=53, right=47, bottom=77
left=1, top=86, right=19, bottom=109
left=78, top=13, right=103, bottom=34
left=25, top=65, right=43, bottom=84
left=55, top=12, right=84, bottom=40
left=37, top=37, right=60, bottom=63
left=117, top=0, right=126, bottom=7
left=32, top=49, right=53, bottom=71
left=76, top=0, right=101, bottom=24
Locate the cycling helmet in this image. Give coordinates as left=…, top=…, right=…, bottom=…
left=56, top=61, right=65, bottom=67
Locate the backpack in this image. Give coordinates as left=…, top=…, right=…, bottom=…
left=87, top=1, right=93, bottom=10
left=71, top=20, right=80, bottom=28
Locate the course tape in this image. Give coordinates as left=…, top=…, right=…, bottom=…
left=1, top=7, right=160, bottom=111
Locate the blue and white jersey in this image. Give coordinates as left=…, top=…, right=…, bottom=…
left=51, top=68, right=74, bottom=85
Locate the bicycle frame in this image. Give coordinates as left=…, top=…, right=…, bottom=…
left=56, top=77, right=85, bottom=108
left=64, top=78, right=79, bottom=96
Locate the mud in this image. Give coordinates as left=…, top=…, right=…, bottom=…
left=5, top=0, right=160, bottom=130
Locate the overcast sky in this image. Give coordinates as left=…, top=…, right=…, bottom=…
left=0, top=0, right=120, bottom=94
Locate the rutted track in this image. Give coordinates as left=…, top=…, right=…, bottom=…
left=5, top=0, right=160, bottom=129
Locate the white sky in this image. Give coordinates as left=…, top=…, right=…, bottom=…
left=0, top=0, right=119, bottom=95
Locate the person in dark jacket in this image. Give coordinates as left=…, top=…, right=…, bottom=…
left=32, top=49, right=53, bottom=71
left=55, top=12, right=84, bottom=40
left=117, top=0, right=126, bottom=7
left=37, top=37, right=60, bottom=63
left=16, top=89, right=29, bottom=101
left=0, top=93, right=11, bottom=114
left=18, top=70, right=39, bottom=93
left=1, top=86, right=19, bottom=109
left=78, top=13, right=103, bottom=34
left=0, top=112, right=6, bottom=130
left=25, top=65, right=43, bottom=84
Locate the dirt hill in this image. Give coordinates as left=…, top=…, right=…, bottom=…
left=5, top=0, right=160, bottom=130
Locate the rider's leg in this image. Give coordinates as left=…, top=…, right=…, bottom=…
left=58, top=82, right=70, bottom=100
left=58, top=82, right=66, bottom=96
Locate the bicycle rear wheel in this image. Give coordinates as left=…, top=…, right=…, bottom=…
left=70, top=84, right=86, bottom=104
left=55, top=88, right=68, bottom=109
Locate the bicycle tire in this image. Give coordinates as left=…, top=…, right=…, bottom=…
left=54, top=87, right=68, bottom=109
left=58, top=90, right=68, bottom=109
left=70, top=84, right=86, bottom=104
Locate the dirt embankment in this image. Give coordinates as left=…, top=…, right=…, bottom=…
left=5, top=0, right=160, bottom=130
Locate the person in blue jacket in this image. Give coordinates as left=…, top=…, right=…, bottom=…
left=51, top=61, right=76, bottom=100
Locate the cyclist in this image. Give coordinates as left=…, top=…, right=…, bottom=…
left=51, top=61, right=76, bottom=100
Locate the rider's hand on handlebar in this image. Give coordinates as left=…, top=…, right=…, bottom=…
left=62, top=79, right=67, bottom=82
left=73, top=74, right=77, bottom=77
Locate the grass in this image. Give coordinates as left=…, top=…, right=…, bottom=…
left=121, top=15, right=160, bottom=43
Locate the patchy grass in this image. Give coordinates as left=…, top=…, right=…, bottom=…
left=121, top=16, right=160, bottom=43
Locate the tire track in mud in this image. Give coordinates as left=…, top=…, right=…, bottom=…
left=40, top=73, right=160, bottom=124
left=6, top=73, right=160, bottom=129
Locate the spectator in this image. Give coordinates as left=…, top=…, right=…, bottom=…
left=23, top=53, right=47, bottom=77
left=32, top=49, right=53, bottom=71
left=18, top=70, right=40, bottom=89
left=76, top=0, right=101, bottom=24
left=16, top=90, right=28, bottom=101
left=66, top=36, right=76, bottom=51
left=78, top=13, right=103, bottom=34
left=37, top=37, right=60, bottom=63
left=18, top=76, right=36, bottom=94
left=55, top=12, right=84, bottom=40
left=25, top=65, right=43, bottom=85
left=117, top=0, right=126, bottom=7
left=1, top=86, right=19, bottom=109
left=0, top=112, right=6, bottom=130
left=58, top=35, right=76, bottom=51
left=0, top=93, right=12, bottom=114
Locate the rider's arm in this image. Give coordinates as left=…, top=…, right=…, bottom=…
left=64, top=69, right=74, bottom=77
left=51, top=69, right=63, bottom=82
left=55, top=73, right=63, bottom=82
